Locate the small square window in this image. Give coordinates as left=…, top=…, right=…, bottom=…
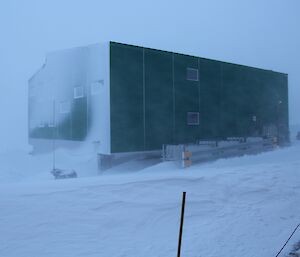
left=48, top=122, right=55, bottom=128
left=187, top=112, right=199, bottom=125
left=60, top=101, right=70, bottom=114
left=74, top=86, right=84, bottom=99
left=187, top=68, right=199, bottom=81
left=91, top=80, right=103, bottom=95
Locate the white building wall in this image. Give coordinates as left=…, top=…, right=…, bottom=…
left=85, top=43, right=111, bottom=154
left=28, top=42, right=111, bottom=155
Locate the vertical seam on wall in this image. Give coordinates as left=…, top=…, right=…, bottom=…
left=143, top=48, right=146, bottom=150
left=70, top=100, right=73, bottom=139
left=220, top=63, right=223, bottom=137
left=198, top=58, right=200, bottom=112
left=85, top=48, right=89, bottom=140
left=108, top=42, right=112, bottom=153
left=286, top=75, right=289, bottom=129
left=172, top=53, right=175, bottom=144
left=198, top=58, right=201, bottom=138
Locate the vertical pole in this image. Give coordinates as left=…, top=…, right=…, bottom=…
left=52, top=100, right=56, bottom=171
left=275, top=223, right=300, bottom=257
left=177, top=192, right=186, bottom=257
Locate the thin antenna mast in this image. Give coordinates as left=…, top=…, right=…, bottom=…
left=52, top=100, right=56, bottom=171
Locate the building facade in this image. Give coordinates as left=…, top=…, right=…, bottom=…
left=28, top=41, right=289, bottom=155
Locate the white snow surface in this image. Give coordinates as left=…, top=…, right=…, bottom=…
left=1, top=141, right=300, bottom=257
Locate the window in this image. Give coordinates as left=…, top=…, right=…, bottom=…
left=187, top=68, right=199, bottom=81
left=74, top=86, right=84, bottom=99
left=48, top=122, right=55, bottom=128
left=60, top=101, right=70, bottom=114
left=187, top=112, right=200, bottom=125
left=91, top=80, right=103, bottom=95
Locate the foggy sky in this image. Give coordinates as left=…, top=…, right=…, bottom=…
left=0, top=0, right=299, bottom=152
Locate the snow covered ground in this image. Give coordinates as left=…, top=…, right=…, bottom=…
left=1, top=138, right=300, bottom=257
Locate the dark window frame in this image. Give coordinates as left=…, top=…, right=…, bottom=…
left=74, top=86, right=84, bottom=99
left=187, top=112, right=200, bottom=125
left=186, top=67, right=199, bottom=81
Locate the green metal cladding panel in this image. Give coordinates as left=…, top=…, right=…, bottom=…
left=174, top=54, right=200, bottom=144
left=198, top=59, right=221, bottom=139
left=29, top=96, right=88, bottom=141
left=110, top=42, right=144, bottom=153
left=71, top=98, right=88, bottom=140
left=219, top=63, right=289, bottom=139
left=109, top=42, right=289, bottom=153
left=57, top=113, right=72, bottom=140
left=220, top=63, right=257, bottom=137
left=144, top=49, right=174, bottom=150
left=260, top=72, right=289, bottom=140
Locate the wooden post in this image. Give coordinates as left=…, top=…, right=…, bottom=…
left=177, top=192, right=186, bottom=257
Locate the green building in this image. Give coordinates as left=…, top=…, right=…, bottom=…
left=28, top=41, right=289, bottom=162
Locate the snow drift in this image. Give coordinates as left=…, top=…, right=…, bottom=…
left=0, top=140, right=300, bottom=257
